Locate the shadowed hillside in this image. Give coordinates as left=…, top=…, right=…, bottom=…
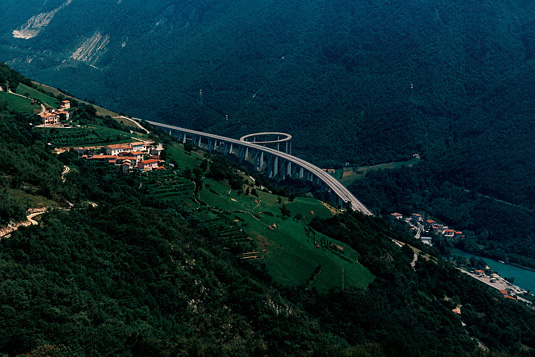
left=2, top=0, right=535, bottom=286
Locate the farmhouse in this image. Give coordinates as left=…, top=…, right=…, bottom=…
left=411, top=213, right=423, bottom=222
left=390, top=212, right=403, bottom=220
left=39, top=112, right=60, bottom=125
left=443, top=229, right=455, bottom=238
left=105, top=143, right=133, bottom=156
left=137, top=159, right=160, bottom=171
left=59, top=100, right=71, bottom=109
left=131, top=142, right=145, bottom=152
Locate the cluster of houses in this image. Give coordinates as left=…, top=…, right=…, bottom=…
left=77, top=141, right=165, bottom=172
left=390, top=212, right=463, bottom=245
left=38, top=100, right=71, bottom=126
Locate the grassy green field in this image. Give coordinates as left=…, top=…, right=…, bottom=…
left=166, top=142, right=206, bottom=170
left=339, top=158, right=420, bottom=187
left=236, top=211, right=373, bottom=291
left=199, top=178, right=374, bottom=292
left=0, top=92, right=39, bottom=114
left=16, top=83, right=59, bottom=108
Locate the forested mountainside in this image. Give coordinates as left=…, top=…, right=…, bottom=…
left=2, top=64, right=535, bottom=356
left=2, top=0, right=535, bottom=267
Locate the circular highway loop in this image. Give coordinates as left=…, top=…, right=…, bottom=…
left=240, top=132, right=292, bottom=144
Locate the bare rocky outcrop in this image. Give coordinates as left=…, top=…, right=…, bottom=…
left=12, top=0, right=73, bottom=40
left=71, top=32, right=110, bottom=64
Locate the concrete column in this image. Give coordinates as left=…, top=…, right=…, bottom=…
left=279, top=159, right=287, bottom=179
left=253, top=150, right=259, bottom=171
left=267, top=154, right=275, bottom=178
left=299, top=167, right=304, bottom=179
left=287, top=161, right=292, bottom=178
left=260, top=151, right=264, bottom=167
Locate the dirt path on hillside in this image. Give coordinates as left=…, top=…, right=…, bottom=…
left=0, top=208, right=48, bottom=239
left=61, top=165, right=70, bottom=182
left=113, top=116, right=150, bottom=134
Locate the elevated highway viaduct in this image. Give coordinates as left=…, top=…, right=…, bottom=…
left=146, top=120, right=373, bottom=216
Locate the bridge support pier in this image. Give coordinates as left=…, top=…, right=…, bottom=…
left=208, top=139, right=214, bottom=152
left=273, top=156, right=279, bottom=177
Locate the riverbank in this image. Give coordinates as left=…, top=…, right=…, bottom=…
left=453, top=248, right=535, bottom=293
left=453, top=249, right=535, bottom=306
left=458, top=267, right=533, bottom=306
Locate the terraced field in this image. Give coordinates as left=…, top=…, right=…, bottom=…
left=199, top=177, right=375, bottom=292
left=35, top=125, right=144, bottom=147
left=140, top=170, right=196, bottom=203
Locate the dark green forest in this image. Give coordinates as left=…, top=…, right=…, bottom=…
left=2, top=0, right=535, bottom=266
left=1, top=64, right=535, bottom=356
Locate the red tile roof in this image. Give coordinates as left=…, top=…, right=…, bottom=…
left=106, top=143, right=132, bottom=149
left=116, top=156, right=136, bottom=161
left=91, top=155, right=117, bottom=160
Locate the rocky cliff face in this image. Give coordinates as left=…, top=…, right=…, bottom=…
left=12, top=0, right=73, bottom=40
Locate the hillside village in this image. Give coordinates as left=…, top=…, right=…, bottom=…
left=32, top=96, right=167, bottom=172
left=66, top=141, right=165, bottom=172
left=390, top=212, right=464, bottom=245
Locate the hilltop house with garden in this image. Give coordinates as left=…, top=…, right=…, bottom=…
left=37, top=100, right=71, bottom=126
left=39, top=112, right=61, bottom=125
